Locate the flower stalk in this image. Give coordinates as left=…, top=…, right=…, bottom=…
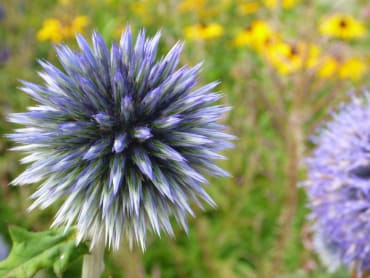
left=82, top=238, right=105, bottom=278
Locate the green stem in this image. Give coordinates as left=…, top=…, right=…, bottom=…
left=82, top=237, right=105, bottom=278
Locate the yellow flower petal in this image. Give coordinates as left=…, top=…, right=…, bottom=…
left=263, top=0, right=299, bottom=9
left=338, top=58, right=367, bottom=81
left=184, top=23, right=224, bottom=40
left=264, top=42, right=320, bottom=75
left=37, top=18, right=64, bottom=43
left=319, top=14, right=366, bottom=39
left=233, top=20, right=279, bottom=51
left=238, top=2, right=260, bottom=15
left=178, top=0, right=206, bottom=13
left=317, top=56, right=337, bottom=78
left=71, top=15, right=89, bottom=34
left=305, top=44, right=321, bottom=69
left=265, top=42, right=302, bottom=74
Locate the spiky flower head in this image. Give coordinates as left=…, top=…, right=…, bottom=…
left=303, top=92, right=370, bottom=271
left=312, top=229, right=341, bottom=272
left=8, top=27, right=234, bottom=250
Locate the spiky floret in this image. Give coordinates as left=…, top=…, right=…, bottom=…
left=303, top=92, right=370, bottom=271
left=8, top=27, right=234, bottom=250
left=312, top=229, right=342, bottom=273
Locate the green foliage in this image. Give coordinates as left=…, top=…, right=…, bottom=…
left=0, top=226, right=88, bottom=278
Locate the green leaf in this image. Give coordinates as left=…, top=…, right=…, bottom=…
left=0, top=226, right=88, bottom=278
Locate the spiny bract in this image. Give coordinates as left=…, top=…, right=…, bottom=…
left=8, top=27, right=234, bottom=250
left=303, top=92, right=370, bottom=271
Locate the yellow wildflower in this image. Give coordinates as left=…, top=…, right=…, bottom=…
left=305, top=44, right=321, bottom=69
left=319, top=14, right=366, bottom=39
left=37, top=18, right=64, bottom=43
left=131, top=2, right=151, bottom=24
left=64, top=15, right=89, bottom=37
left=184, top=23, right=224, bottom=40
left=265, top=42, right=320, bottom=75
left=317, top=56, right=337, bottom=78
left=316, top=57, right=367, bottom=80
left=131, top=0, right=156, bottom=23
left=238, top=1, right=261, bottom=15
left=71, top=15, right=89, bottom=34
left=177, top=0, right=218, bottom=19
left=37, top=16, right=89, bottom=43
left=131, top=2, right=149, bottom=19
left=265, top=42, right=302, bottom=74
left=59, top=0, right=71, bottom=5
left=233, top=28, right=253, bottom=47
left=233, top=20, right=279, bottom=52
left=178, top=0, right=207, bottom=13
left=263, top=0, right=299, bottom=9
left=338, top=58, right=367, bottom=81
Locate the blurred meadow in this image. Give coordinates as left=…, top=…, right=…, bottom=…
left=0, top=0, right=369, bottom=277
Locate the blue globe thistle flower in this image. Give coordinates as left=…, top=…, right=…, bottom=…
left=8, top=27, right=234, bottom=250
left=0, top=5, right=5, bottom=21
left=0, top=46, right=10, bottom=65
left=312, top=229, right=341, bottom=272
left=0, top=235, right=9, bottom=260
left=303, top=92, right=370, bottom=271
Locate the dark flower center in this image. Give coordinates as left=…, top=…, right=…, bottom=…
left=263, top=37, right=272, bottom=46
left=349, top=164, right=370, bottom=179
left=289, top=45, right=299, bottom=57
left=200, top=22, right=208, bottom=29
left=339, top=19, right=348, bottom=29
left=245, top=25, right=253, bottom=32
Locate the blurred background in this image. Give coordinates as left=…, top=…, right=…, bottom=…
left=0, top=0, right=369, bottom=277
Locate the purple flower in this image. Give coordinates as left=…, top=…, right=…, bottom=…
left=312, top=229, right=341, bottom=272
left=0, top=46, right=10, bottom=65
left=0, top=235, right=9, bottom=261
left=8, top=27, right=234, bottom=250
left=0, top=6, right=4, bottom=21
left=303, top=92, right=370, bottom=271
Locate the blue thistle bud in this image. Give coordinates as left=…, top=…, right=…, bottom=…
left=303, top=92, right=370, bottom=271
left=8, top=27, right=234, bottom=250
